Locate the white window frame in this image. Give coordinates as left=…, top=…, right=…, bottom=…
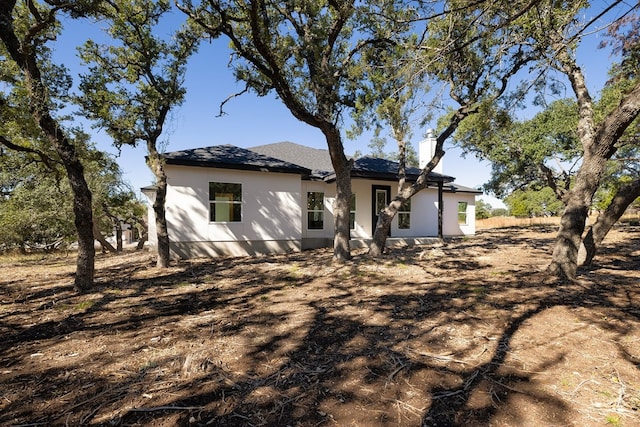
left=307, top=191, right=324, bottom=230
left=398, top=198, right=411, bottom=229
left=209, top=182, right=242, bottom=222
left=458, top=201, right=468, bottom=225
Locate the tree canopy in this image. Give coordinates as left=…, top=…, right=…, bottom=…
left=179, top=0, right=415, bottom=261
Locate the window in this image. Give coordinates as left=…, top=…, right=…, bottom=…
left=398, top=198, right=411, bottom=229
left=458, top=201, right=468, bottom=225
left=307, top=192, right=324, bottom=229
left=209, top=182, right=242, bottom=222
left=350, top=194, right=356, bottom=230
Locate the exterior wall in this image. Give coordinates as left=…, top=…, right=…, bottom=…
left=351, top=179, right=442, bottom=238
left=350, top=179, right=374, bottom=238
left=443, top=192, right=477, bottom=236
left=390, top=184, right=440, bottom=238
left=299, top=179, right=474, bottom=244
left=143, top=166, right=479, bottom=259
left=142, top=189, right=158, bottom=250
left=164, top=165, right=303, bottom=258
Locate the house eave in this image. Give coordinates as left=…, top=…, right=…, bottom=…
left=323, top=171, right=456, bottom=184
left=164, top=158, right=311, bottom=176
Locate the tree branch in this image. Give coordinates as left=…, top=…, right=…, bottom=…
left=0, top=135, right=58, bottom=169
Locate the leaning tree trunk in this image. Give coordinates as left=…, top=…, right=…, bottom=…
left=63, top=156, right=95, bottom=292
left=369, top=199, right=401, bottom=257
left=578, top=177, right=640, bottom=266
left=93, top=221, right=118, bottom=253
left=548, top=48, right=640, bottom=280
left=322, top=126, right=352, bottom=262
left=0, top=3, right=95, bottom=291
left=548, top=191, right=592, bottom=280
left=146, top=148, right=171, bottom=268
left=369, top=134, right=408, bottom=257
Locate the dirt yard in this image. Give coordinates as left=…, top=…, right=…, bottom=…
left=1, top=226, right=639, bottom=426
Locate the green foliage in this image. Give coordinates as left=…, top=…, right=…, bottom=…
left=0, top=136, right=143, bottom=250
left=180, top=1, right=413, bottom=129
left=0, top=173, right=75, bottom=250
left=76, top=0, right=199, bottom=150
left=504, top=187, right=564, bottom=218
left=452, top=99, right=580, bottom=198
left=492, top=208, right=509, bottom=217
left=365, top=135, right=419, bottom=167
left=475, top=199, right=493, bottom=220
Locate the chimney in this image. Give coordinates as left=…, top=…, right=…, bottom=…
left=419, top=129, right=443, bottom=174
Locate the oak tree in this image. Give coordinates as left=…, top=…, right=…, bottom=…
left=0, top=0, right=96, bottom=291
left=178, top=0, right=410, bottom=261
left=365, top=0, right=553, bottom=255
left=76, top=0, right=199, bottom=267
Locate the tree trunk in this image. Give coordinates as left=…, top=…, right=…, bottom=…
left=333, top=169, right=352, bottom=261
left=369, top=211, right=391, bottom=257
left=132, top=216, right=148, bottom=250
left=547, top=50, right=640, bottom=280
left=102, top=203, right=123, bottom=252
left=547, top=194, right=590, bottom=280
left=136, top=230, right=148, bottom=250
left=0, top=2, right=95, bottom=291
left=93, top=221, right=118, bottom=253
left=48, top=127, right=95, bottom=291
left=115, top=224, right=123, bottom=252
left=578, top=177, right=640, bottom=266
left=146, top=148, right=171, bottom=268
left=65, top=159, right=95, bottom=292
left=321, top=126, right=352, bottom=262
left=154, top=175, right=170, bottom=267
left=370, top=132, right=409, bottom=257
left=369, top=199, right=403, bottom=256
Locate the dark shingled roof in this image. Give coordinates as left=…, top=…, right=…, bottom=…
left=250, top=142, right=455, bottom=183
left=161, top=145, right=312, bottom=175
left=249, top=141, right=334, bottom=179
left=161, top=142, right=477, bottom=191
left=349, top=156, right=455, bottom=183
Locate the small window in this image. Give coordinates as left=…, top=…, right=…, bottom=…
left=307, top=192, right=324, bottom=230
left=398, top=198, right=411, bottom=229
left=209, top=182, right=242, bottom=222
left=350, top=194, right=356, bottom=230
left=458, top=201, right=468, bottom=225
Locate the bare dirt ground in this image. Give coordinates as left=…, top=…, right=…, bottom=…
left=1, top=226, right=639, bottom=427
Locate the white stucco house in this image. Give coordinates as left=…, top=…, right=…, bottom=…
left=142, top=139, right=481, bottom=258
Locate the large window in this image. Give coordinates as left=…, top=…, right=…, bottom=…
left=398, top=198, right=411, bottom=229
left=209, top=182, right=242, bottom=222
left=458, top=201, right=468, bottom=225
left=307, top=192, right=324, bottom=229
left=350, top=194, right=356, bottom=230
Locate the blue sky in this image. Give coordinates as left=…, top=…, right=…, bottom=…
left=53, top=4, right=618, bottom=210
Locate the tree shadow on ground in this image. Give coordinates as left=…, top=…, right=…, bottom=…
left=1, top=228, right=639, bottom=426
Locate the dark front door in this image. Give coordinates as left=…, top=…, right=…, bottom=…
left=372, top=185, right=391, bottom=237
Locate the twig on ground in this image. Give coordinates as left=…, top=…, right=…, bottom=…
left=128, top=405, right=205, bottom=412
left=415, top=350, right=474, bottom=366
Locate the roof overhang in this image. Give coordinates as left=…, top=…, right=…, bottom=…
left=164, top=158, right=311, bottom=175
